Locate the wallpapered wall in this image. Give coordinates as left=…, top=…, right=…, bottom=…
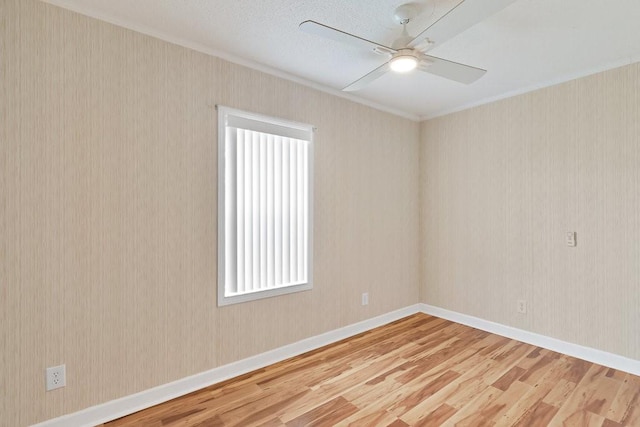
left=421, top=62, right=640, bottom=362
left=1, top=1, right=420, bottom=424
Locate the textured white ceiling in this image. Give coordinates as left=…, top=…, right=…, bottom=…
left=43, top=0, right=640, bottom=120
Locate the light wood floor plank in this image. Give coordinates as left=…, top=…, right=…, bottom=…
left=103, top=313, right=640, bottom=427
left=497, top=356, right=575, bottom=425
left=549, top=364, right=624, bottom=424
left=607, top=374, right=640, bottom=424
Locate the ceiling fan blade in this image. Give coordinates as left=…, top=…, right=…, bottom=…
left=342, top=62, right=391, bottom=92
left=409, top=0, right=517, bottom=49
left=418, top=55, right=486, bottom=84
left=300, top=20, right=395, bottom=53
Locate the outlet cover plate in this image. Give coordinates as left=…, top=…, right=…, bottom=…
left=46, top=364, right=66, bottom=391
left=517, top=300, right=527, bottom=314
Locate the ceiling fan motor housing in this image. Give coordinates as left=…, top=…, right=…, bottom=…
left=394, top=4, right=418, bottom=25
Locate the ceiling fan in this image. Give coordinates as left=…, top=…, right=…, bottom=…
left=299, top=0, right=516, bottom=91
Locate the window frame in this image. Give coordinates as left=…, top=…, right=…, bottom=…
left=217, top=106, right=314, bottom=307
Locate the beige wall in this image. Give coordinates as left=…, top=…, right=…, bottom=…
left=420, top=63, right=640, bottom=361
left=0, top=1, right=420, bottom=425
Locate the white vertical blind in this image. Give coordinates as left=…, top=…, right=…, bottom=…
left=222, top=116, right=311, bottom=300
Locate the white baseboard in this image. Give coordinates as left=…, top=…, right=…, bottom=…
left=33, top=304, right=421, bottom=427
left=420, top=303, right=640, bottom=377
left=33, top=302, right=640, bottom=426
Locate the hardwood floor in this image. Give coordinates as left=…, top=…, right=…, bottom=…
left=102, top=314, right=640, bottom=426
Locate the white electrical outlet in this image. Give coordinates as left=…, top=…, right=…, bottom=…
left=566, top=231, right=577, bottom=247
left=361, top=292, right=369, bottom=306
left=46, top=364, right=66, bottom=391
left=517, top=300, right=527, bottom=314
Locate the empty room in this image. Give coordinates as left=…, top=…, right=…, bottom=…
left=2, top=0, right=640, bottom=426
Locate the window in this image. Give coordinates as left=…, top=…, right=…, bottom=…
left=217, top=106, right=313, bottom=306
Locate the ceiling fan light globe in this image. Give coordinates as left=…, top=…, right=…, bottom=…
left=390, top=55, right=418, bottom=73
